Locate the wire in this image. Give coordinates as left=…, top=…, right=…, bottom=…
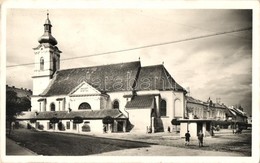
left=126, top=10, right=252, bottom=41
left=7, top=27, right=252, bottom=68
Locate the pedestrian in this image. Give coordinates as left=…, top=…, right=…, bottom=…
left=167, top=126, right=171, bottom=133
left=185, top=130, right=191, bottom=146
left=197, top=130, right=204, bottom=147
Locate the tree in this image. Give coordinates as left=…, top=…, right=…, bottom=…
left=102, top=116, right=114, bottom=133
left=6, top=90, right=31, bottom=136
left=73, top=116, right=83, bottom=133
left=102, top=116, right=114, bottom=124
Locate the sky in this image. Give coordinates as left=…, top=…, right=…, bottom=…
left=5, top=8, right=252, bottom=115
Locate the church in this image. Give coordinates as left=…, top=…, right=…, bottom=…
left=17, top=13, right=187, bottom=134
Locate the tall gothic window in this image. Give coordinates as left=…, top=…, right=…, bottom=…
left=40, top=57, right=44, bottom=70
left=78, top=102, right=91, bottom=110
left=50, top=103, right=55, bottom=111
left=160, top=99, right=167, bottom=116
left=113, top=100, right=119, bottom=109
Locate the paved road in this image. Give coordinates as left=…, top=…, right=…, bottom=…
left=94, top=145, right=241, bottom=156
left=6, top=138, right=37, bottom=155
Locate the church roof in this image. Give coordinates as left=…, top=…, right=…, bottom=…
left=134, top=65, right=185, bottom=91
left=125, top=95, right=154, bottom=109
left=41, top=61, right=141, bottom=96
left=41, top=61, right=186, bottom=96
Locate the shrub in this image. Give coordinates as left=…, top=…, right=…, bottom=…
left=38, top=124, right=44, bottom=130
left=82, top=124, right=91, bottom=132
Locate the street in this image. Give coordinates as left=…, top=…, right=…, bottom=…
left=6, top=128, right=251, bottom=156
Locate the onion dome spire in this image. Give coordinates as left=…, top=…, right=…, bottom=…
left=38, top=12, right=58, bottom=46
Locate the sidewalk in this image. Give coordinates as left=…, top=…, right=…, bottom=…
left=6, top=138, right=37, bottom=155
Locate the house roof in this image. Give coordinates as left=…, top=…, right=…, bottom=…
left=41, top=61, right=141, bottom=96
left=16, top=109, right=127, bottom=120
left=125, top=95, right=154, bottom=109
left=63, top=109, right=126, bottom=119
left=134, top=65, right=185, bottom=92
left=36, top=111, right=68, bottom=120
left=186, top=96, right=205, bottom=105
left=186, top=96, right=227, bottom=109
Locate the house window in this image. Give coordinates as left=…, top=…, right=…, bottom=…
left=40, top=57, right=44, bottom=70
left=78, top=102, right=91, bottom=110
left=160, top=99, right=167, bottom=116
left=49, top=122, right=54, bottom=130
left=113, top=100, right=119, bottom=109
left=73, top=123, right=77, bottom=130
left=50, top=103, right=55, bottom=111
left=66, top=122, right=70, bottom=129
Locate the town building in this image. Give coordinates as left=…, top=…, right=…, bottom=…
left=179, top=96, right=227, bottom=137
left=6, top=85, right=32, bottom=102
left=17, top=13, right=187, bottom=134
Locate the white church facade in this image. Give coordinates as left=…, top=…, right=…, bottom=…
left=18, top=13, right=187, bottom=134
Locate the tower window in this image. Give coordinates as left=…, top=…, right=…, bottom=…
left=160, top=99, right=167, bottom=116
left=40, top=57, right=44, bottom=70
left=53, top=57, right=56, bottom=73
left=113, top=100, right=119, bottom=109
left=78, top=102, right=91, bottom=110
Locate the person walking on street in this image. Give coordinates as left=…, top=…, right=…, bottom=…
left=185, top=130, right=191, bottom=146
left=198, top=130, right=204, bottom=147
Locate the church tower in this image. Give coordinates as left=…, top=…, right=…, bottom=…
left=32, top=13, right=62, bottom=95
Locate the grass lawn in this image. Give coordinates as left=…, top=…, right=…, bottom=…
left=7, top=129, right=155, bottom=155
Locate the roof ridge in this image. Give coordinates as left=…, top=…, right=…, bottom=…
left=141, top=64, right=163, bottom=68
left=57, top=61, right=141, bottom=72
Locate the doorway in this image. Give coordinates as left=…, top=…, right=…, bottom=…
left=117, top=121, right=124, bottom=132
left=197, top=122, right=203, bottom=134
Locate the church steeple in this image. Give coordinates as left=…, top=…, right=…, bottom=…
left=38, top=12, right=57, bottom=46
left=33, top=12, right=61, bottom=95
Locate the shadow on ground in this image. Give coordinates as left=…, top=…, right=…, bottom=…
left=7, top=129, right=157, bottom=156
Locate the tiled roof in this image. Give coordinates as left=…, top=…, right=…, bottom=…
left=63, top=109, right=126, bottom=119
left=186, top=96, right=205, bottom=105
left=36, top=111, right=68, bottom=120
left=6, top=85, right=32, bottom=100
left=16, top=109, right=127, bottom=120
left=41, top=61, right=186, bottom=96
left=125, top=95, right=154, bottom=109
left=41, top=61, right=141, bottom=96
left=186, top=96, right=227, bottom=109
left=134, top=65, right=186, bottom=92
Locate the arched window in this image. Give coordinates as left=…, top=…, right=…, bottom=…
left=160, top=99, right=167, bottom=116
left=40, top=57, right=44, bottom=70
left=113, top=100, right=119, bottom=109
left=50, top=103, right=55, bottom=111
left=53, top=57, right=56, bottom=73
left=78, top=102, right=91, bottom=110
